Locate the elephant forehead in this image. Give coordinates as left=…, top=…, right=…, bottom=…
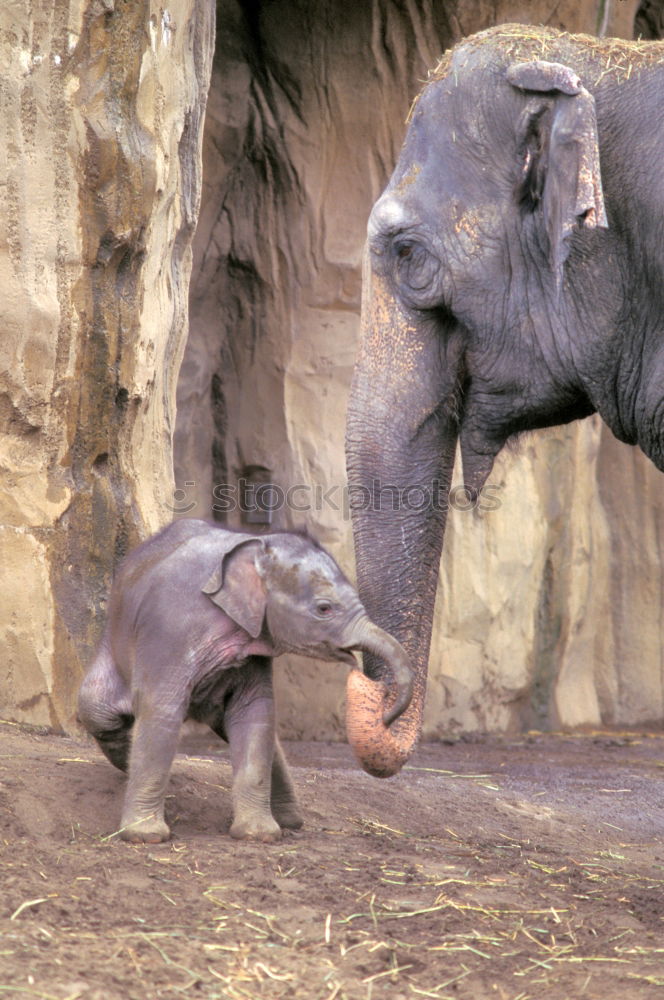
left=267, top=550, right=339, bottom=593
left=296, top=551, right=341, bottom=587
left=393, top=163, right=422, bottom=199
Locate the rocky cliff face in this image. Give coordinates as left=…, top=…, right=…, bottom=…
left=0, top=2, right=214, bottom=726
left=2, top=0, right=659, bottom=741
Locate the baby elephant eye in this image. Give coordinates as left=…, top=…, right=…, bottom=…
left=315, top=599, right=334, bottom=616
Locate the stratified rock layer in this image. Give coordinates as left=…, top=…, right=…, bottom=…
left=0, top=2, right=214, bottom=726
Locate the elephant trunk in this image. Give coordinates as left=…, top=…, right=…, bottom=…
left=343, top=618, right=415, bottom=776
left=347, top=617, right=414, bottom=724
left=345, top=253, right=461, bottom=778
left=344, top=489, right=454, bottom=778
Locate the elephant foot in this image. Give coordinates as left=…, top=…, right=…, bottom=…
left=120, top=815, right=171, bottom=844
left=272, top=800, right=304, bottom=830
left=229, top=814, right=282, bottom=843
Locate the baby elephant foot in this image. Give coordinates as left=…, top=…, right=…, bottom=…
left=230, top=813, right=282, bottom=843
left=272, top=799, right=304, bottom=831
left=120, top=815, right=171, bottom=844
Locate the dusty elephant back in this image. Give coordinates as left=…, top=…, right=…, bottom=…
left=420, top=23, right=664, bottom=95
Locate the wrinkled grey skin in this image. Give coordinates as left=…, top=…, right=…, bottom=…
left=346, top=25, right=664, bottom=774
left=78, top=519, right=412, bottom=843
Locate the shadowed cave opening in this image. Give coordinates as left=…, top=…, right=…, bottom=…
left=173, top=0, right=457, bottom=533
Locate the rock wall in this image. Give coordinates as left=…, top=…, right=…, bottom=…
left=0, top=1, right=214, bottom=727
left=176, top=0, right=663, bottom=742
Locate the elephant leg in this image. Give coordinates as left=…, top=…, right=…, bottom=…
left=120, top=705, right=182, bottom=844
left=270, top=738, right=303, bottom=831
left=225, top=674, right=281, bottom=843
left=78, top=639, right=133, bottom=772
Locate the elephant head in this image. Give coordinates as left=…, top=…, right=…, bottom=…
left=202, top=531, right=414, bottom=758
left=344, top=25, right=652, bottom=777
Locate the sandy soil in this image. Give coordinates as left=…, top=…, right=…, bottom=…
left=1, top=720, right=663, bottom=1000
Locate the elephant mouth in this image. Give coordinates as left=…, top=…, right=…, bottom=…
left=337, top=647, right=359, bottom=666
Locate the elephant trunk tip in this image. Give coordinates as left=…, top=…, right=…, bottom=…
left=345, top=669, right=418, bottom=779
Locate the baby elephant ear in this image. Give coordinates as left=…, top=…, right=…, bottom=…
left=201, top=537, right=266, bottom=639
left=507, top=59, right=608, bottom=285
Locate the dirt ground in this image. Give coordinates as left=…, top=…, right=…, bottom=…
left=1, top=721, right=663, bottom=1000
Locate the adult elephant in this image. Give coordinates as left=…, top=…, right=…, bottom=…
left=344, top=24, right=664, bottom=778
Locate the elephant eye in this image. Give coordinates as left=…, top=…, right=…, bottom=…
left=315, top=599, right=334, bottom=617
left=394, top=239, right=441, bottom=298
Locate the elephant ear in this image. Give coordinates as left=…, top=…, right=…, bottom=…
left=506, top=59, right=608, bottom=285
left=201, top=535, right=266, bottom=639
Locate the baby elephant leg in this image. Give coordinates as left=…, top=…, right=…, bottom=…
left=270, top=738, right=303, bottom=831
left=225, top=671, right=282, bottom=842
left=120, top=703, right=182, bottom=844
left=78, top=639, right=133, bottom=772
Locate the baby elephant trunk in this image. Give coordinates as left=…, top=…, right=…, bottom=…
left=344, top=618, right=415, bottom=777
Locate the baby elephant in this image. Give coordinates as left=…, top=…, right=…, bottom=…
left=78, top=519, right=412, bottom=843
